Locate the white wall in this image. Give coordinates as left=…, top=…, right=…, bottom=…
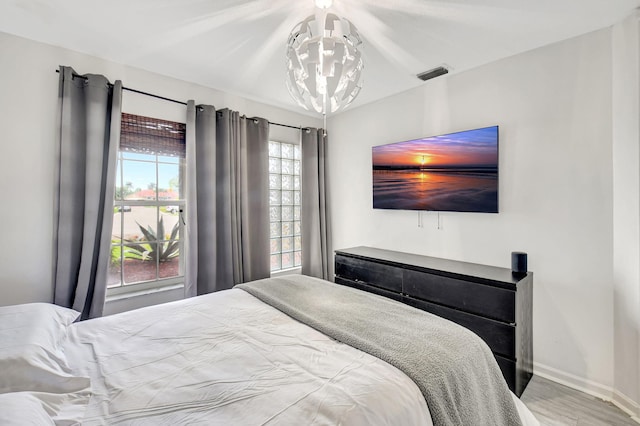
left=328, top=28, right=617, bottom=396
left=0, top=31, right=321, bottom=307
left=612, top=12, right=640, bottom=419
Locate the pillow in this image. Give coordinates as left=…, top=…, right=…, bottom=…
left=0, top=392, right=54, bottom=425
left=0, top=390, right=91, bottom=426
left=0, top=303, right=90, bottom=394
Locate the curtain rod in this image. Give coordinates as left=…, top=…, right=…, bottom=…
left=54, top=69, right=308, bottom=131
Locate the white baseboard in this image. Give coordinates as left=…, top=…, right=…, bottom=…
left=533, top=362, right=640, bottom=423
left=533, top=362, right=613, bottom=400
left=613, top=389, right=640, bottom=424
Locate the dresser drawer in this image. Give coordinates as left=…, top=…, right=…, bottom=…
left=495, top=355, right=516, bottom=393
left=335, top=255, right=403, bottom=293
left=335, top=277, right=404, bottom=303
left=403, top=269, right=516, bottom=323
left=402, top=296, right=516, bottom=359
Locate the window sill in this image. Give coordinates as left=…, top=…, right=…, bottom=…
left=106, top=282, right=184, bottom=303
left=271, top=267, right=302, bottom=278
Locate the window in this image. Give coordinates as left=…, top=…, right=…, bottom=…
left=269, top=141, right=302, bottom=272
left=109, top=113, right=186, bottom=291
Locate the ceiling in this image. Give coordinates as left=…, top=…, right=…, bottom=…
left=1, top=0, right=638, bottom=117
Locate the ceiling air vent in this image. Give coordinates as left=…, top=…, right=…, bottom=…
left=417, top=66, right=449, bottom=81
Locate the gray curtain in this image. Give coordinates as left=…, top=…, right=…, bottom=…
left=301, top=128, right=332, bottom=280
left=53, top=66, right=122, bottom=319
left=185, top=104, right=270, bottom=297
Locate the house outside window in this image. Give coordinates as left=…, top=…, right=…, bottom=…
left=269, top=140, right=302, bottom=272
left=109, top=113, right=185, bottom=292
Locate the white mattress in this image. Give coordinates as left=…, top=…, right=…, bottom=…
left=63, top=288, right=538, bottom=425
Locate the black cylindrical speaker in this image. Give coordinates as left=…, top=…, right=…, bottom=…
left=511, top=252, right=528, bottom=274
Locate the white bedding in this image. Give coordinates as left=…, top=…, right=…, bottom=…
left=63, top=288, right=538, bottom=425
left=64, top=289, right=432, bottom=425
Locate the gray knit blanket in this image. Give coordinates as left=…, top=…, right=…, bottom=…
left=236, top=275, right=523, bottom=426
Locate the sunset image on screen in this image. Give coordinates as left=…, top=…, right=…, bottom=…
left=372, top=126, right=498, bottom=212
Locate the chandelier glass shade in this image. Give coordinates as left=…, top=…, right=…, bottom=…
left=286, top=12, right=363, bottom=115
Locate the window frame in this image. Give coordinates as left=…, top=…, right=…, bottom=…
left=108, top=116, right=186, bottom=295
left=269, top=139, right=302, bottom=275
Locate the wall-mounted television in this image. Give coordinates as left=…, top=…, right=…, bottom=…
left=372, top=125, right=499, bottom=213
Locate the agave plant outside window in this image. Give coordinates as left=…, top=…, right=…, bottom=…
left=123, top=218, right=180, bottom=263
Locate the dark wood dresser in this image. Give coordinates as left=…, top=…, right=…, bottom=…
left=334, top=246, right=533, bottom=397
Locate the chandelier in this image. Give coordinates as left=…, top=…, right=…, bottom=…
left=285, top=1, right=363, bottom=115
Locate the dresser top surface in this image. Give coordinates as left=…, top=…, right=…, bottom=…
left=335, top=246, right=529, bottom=287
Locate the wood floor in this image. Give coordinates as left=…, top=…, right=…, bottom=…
left=521, top=376, right=638, bottom=426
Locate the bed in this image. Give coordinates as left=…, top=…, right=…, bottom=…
left=0, top=275, right=539, bottom=425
